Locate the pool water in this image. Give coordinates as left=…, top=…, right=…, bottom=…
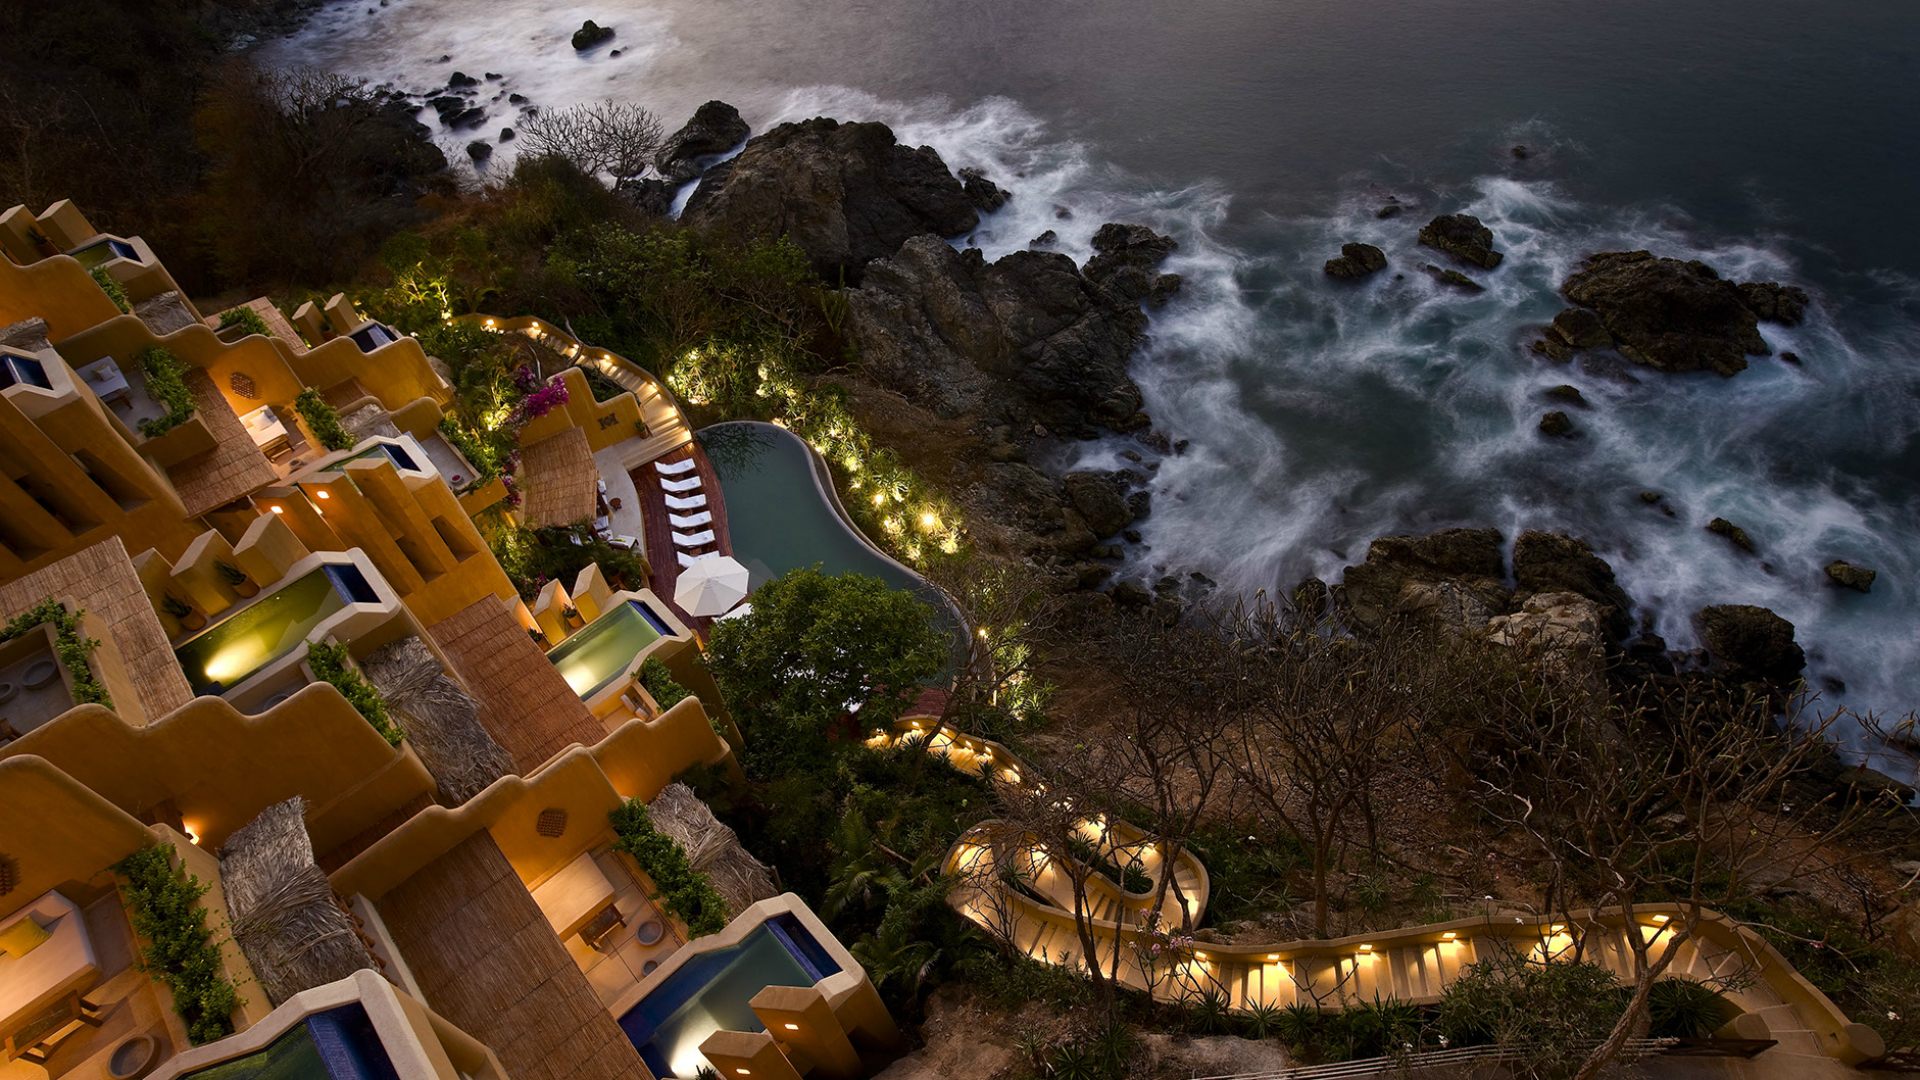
left=175, top=564, right=378, bottom=697
left=700, top=422, right=959, bottom=647
left=68, top=239, right=136, bottom=271
left=547, top=599, right=672, bottom=699
left=333, top=441, right=422, bottom=472
left=183, top=1004, right=399, bottom=1080
left=618, top=915, right=841, bottom=1079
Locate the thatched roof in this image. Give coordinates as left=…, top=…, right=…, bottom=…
left=220, top=797, right=377, bottom=1006
left=360, top=635, right=512, bottom=804
left=647, top=783, right=778, bottom=917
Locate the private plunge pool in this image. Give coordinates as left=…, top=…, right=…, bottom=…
left=618, top=914, right=841, bottom=1079
left=175, top=564, right=378, bottom=697
left=182, top=1003, right=398, bottom=1080
left=547, top=599, right=673, bottom=700
left=699, top=422, right=959, bottom=644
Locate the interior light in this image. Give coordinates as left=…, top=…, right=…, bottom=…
left=1359, top=944, right=1372, bottom=952
left=1442, top=931, right=1457, bottom=940
left=315, top=489, right=330, bottom=499
left=270, top=505, right=284, bottom=514
left=782, top=1023, right=799, bottom=1032
left=1651, top=914, right=1670, bottom=923
left=1266, top=954, right=1280, bottom=962
left=184, top=826, right=201, bottom=845
left=735, top=1071, right=750, bottom=1077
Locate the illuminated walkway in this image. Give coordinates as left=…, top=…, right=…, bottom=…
left=876, top=715, right=1885, bottom=1069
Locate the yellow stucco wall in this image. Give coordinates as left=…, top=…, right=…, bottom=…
left=0, top=755, right=157, bottom=922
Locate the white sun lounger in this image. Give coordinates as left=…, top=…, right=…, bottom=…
left=610, top=535, right=642, bottom=552
left=664, top=493, right=707, bottom=511
left=655, top=458, right=698, bottom=476
left=669, top=511, right=713, bottom=529
left=677, top=551, right=718, bottom=569
left=661, top=475, right=703, bottom=493
left=673, top=529, right=716, bottom=548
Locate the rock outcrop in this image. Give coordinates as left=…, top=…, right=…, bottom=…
left=1418, top=214, right=1503, bottom=269
left=571, top=19, right=614, bottom=49
left=1539, top=411, right=1574, bottom=437
left=681, top=118, right=978, bottom=282
left=847, top=225, right=1175, bottom=436
left=1062, top=472, right=1134, bottom=538
left=1324, top=242, right=1387, bottom=279
left=1551, top=251, right=1809, bottom=376
left=1511, top=530, right=1635, bottom=639
left=1697, top=604, right=1806, bottom=684
left=1336, top=527, right=1511, bottom=635
left=1706, top=517, right=1756, bottom=553
left=1486, top=592, right=1609, bottom=688
left=655, top=100, right=749, bottom=183
left=958, top=168, right=1010, bottom=212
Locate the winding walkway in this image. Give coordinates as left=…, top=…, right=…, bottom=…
left=884, top=714, right=1884, bottom=1070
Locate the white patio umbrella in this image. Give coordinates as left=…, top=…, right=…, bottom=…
left=674, top=555, right=751, bottom=617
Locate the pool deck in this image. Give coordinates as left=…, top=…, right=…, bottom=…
left=631, top=442, right=732, bottom=638
left=566, top=845, right=686, bottom=1010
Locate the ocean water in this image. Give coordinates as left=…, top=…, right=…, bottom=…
left=264, top=0, right=1920, bottom=761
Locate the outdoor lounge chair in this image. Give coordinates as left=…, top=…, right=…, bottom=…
left=668, top=510, right=713, bottom=529
left=655, top=458, right=698, bottom=476
left=610, top=534, right=642, bottom=552
left=664, top=493, right=707, bottom=511
left=672, top=529, right=716, bottom=548
left=661, top=475, right=703, bottom=493
left=676, top=551, right=718, bottom=569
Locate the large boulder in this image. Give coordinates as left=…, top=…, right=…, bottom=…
left=1825, top=560, right=1876, bottom=593
left=1337, top=527, right=1511, bottom=634
left=681, top=117, right=978, bottom=282
left=1697, top=604, right=1806, bottom=684
left=571, top=19, right=614, bottom=50
left=1418, top=214, right=1503, bottom=269
left=958, top=167, right=1010, bottom=212
left=848, top=227, right=1172, bottom=435
left=655, top=100, right=750, bottom=183
left=1062, top=472, right=1134, bottom=538
left=1324, top=242, right=1387, bottom=279
left=1511, top=531, right=1634, bottom=639
left=1557, top=251, right=1810, bottom=376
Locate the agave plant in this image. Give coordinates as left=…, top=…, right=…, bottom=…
left=1243, top=998, right=1286, bottom=1040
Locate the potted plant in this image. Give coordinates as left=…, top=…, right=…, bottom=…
left=214, top=561, right=257, bottom=598
left=527, top=626, right=547, bottom=644
left=159, top=594, right=204, bottom=632
left=562, top=605, right=584, bottom=629
left=25, top=226, right=58, bottom=258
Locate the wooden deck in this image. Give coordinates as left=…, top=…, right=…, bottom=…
left=633, top=441, right=731, bottom=638
left=378, top=833, right=649, bottom=1080
left=428, top=599, right=607, bottom=775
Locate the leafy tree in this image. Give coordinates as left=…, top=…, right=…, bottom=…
left=706, top=567, right=946, bottom=770
left=1438, top=951, right=1624, bottom=1077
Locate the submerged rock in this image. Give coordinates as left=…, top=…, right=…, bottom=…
left=464, top=140, right=492, bottom=162
left=1706, top=517, right=1756, bottom=553
left=1548, top=307, right=1612, bottom=349
left=1324, top=242, right=1388, bottom=279
left=1825, top=560, right=1876, bottom=593
left=1421, top=263, right=1485, bottom=292
left=571, top=19, right=614, bottom=49
left=1697, top=604, right=1805, bottom=684
left=1539, top=410, right=1574, bottom=437
left=447, top=70, right=479, bottom=88
left=682, top=117, right=977, bottom=282
left=1543, top=384, right=1586, bottom=406
left=655, top=100, right=749, bottom=183
left=1418, top=214, right=1503, bottom=270
left=1559, top=251, right=1810, bottom=376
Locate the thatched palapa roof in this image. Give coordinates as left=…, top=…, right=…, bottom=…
left=220, top=797, right=377, bottom=1006
left=647, top=783, right=778, bottom=917
left=360, top=635, right=513, bottom=804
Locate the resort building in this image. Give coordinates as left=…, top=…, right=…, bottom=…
left=0, top=200, right=900, bottom=1080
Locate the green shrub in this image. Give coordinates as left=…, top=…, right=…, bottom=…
left=1438, top=953, right=1622, bottom=1073
left=609, top=798, right=730, bottom=937
left=305, top=641, right=403, bottom=745
left=217, top=306, right=271, bottom=338
left=91, top=266, right=130, bottom=313
left=136, top=347, right=196, bottom=437
left=639, top=657, right=691, bottom=711
left=295, top=387, right=354, bottom=451
left=437, top=416, right=500, bottom=483
left=2, top=597, right=111, bottom=707
left=1646, top=977, right=1737, bottom=1039
left=114, top=845, right=244, bottom=1044
left=580, top=365, right=630, bottom=402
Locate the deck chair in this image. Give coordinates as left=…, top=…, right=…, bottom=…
left=661, top=475, right=703, bottom=493
left=655, top=458, right=698, bottom=476
left=668, top=511, right=713, bottom=529
left=664, top=493, right=707, bottom=511
left=673, top=529, right=716, bottom=548
left=677, top=551, right=718, bottom=569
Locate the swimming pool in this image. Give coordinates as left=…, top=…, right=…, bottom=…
left=175, top=564, right=378, bottom=697
left=182, top=1004, right=399, bottom=1080
left=618, top=914, right=840, bottom=1079
left=547, top=599, right=672, bottom=699
left=68, top=238, right=137, bottom=270
left=332, top=441, right=422, bottom=473
left=699, top=422, right=959, bottom=644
